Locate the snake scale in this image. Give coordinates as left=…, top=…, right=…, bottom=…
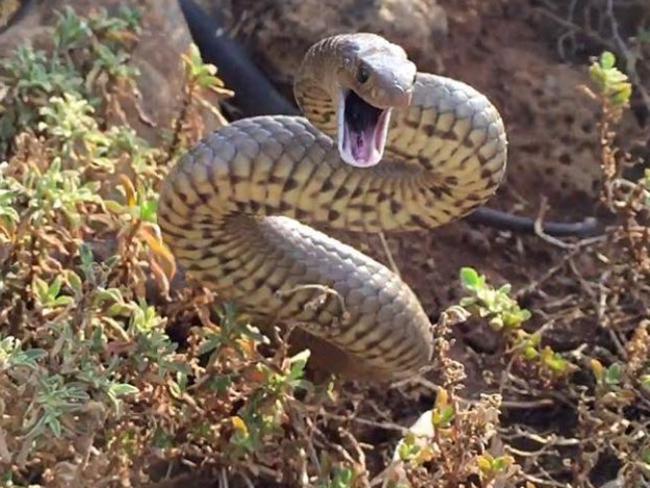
left=158, top=33, right=507, bottom=379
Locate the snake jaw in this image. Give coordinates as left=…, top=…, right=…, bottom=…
left=337, top=89, right=391, bottom=168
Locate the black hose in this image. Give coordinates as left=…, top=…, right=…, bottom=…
left=466, top=207, right=603, bottom=237
left=178, top=0, right=299, bottom=117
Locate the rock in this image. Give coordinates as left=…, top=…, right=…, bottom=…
left=0, top=0, right=217, bottom=147
left=200, top=0, right=448, bottom=85
left=436, top=2, right=647, bottom=211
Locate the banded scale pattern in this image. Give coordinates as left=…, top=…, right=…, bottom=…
left=158, top=36, right=507, bottom=380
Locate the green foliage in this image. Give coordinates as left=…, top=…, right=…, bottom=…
left=604, top=362, right=623, bottom=386
left=180, top=42, right=233, bottom=121
left=0, top=45, right=83, bottom=155
left=88, top=5, right=142, bottom=37
left=0, top=336, right=46, bottom=371
left=0, top=5, right=176, bottom=475
left=0, top=5, right=142, bottom=159
left=476, top=453, right=516, bottom=482
left=460, top=267, right=531, bottom=331
left=4, top=156, right=101, bottom=229
left=0, top=5, right=159, bottom=238
left=38, top=93, right=100, bottom=157
left=197, top=303, right=267, bottom=357
left=2, top=262, right=182, bottom=448
left=228, top=348, right=312, bottom=458
left=393, top=388, right=513, bottom=485
left=3, top=44, right=82, bottom=94
left=590, top=358, right=647, bottom=394
left=642, top=374, right=650, bottom=390
left=32, top=275, right=74, bottom=310
left=53, top=6, right=92, bottom=50
left=183, top=43, right=231, bottom=96
left=460, top=267, right=575, bottom=378
left=431, top=389, right=455, bottom=430
left=25, top=375, right=90, bottom=438
left=589, top=51, right=632, bottom=107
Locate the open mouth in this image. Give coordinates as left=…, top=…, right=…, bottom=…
left=337, top=90, right=392, bottom=168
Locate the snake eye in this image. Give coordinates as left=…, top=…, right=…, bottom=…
left=356, top=64, right=370, bottom=84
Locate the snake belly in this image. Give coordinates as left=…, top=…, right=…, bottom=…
left=157, top=45, right=507, bottom=379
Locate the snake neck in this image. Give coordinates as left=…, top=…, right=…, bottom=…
left=293, top=35, right=346, bottom=141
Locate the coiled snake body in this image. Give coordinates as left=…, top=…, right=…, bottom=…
left=158, top=33, right=507, bottom=379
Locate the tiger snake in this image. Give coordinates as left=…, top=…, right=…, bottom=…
left=157, top=33, right=507, bottom=380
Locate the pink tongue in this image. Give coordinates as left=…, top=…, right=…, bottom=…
left=349, top=127, right=375, bottom=164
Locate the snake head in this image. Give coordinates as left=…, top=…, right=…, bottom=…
left=335, top=33, right=416, bottom=168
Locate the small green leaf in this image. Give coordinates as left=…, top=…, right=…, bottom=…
left=288, top=349, right=310, bottom=380
left=432, top=405, right=455, bottom=428
left=95, top=287, right=124, bottom=303
left=605, top=363, right=623, bottom=386
left=331, top=467, right=354, bottom=488
left=80, top=243, right=94, bottom=276
left=489, top=316, right=504, bottom=330
left=541, top=347, right=570, bottom=374
left=107, top=303, right=132, bottom=317
left=53, top=296, right=74, bottom=307
left=7, top=347, right=47, bottom=369
left=477, top=454, right=493, bottom=473
left=33, top=277, right=49, bottom=301
left=460, top=267, right=481, bottom=289
left=46, top=415, right=62, bottom=438
left=109, top=383, right=139, bottom=398
left=139, top=199, right=157, bottom=222
left=497, top=283, right=512, bottom=295
left=492, top=455, right=514, bottom=473
left=600, top=51, right=616, bottom=69
left=104, top=199, right=128, bottom=214
left=611, top=84, right=632, bottom=106
left=398, top=432, right=420, bottom=461
left=64, top=270, right=82, bottom=294
left=48, top=276, right=63, bottom=299
left=168, top=380, right=183, bottom=399
left=523, top=346, right=538, bottom=360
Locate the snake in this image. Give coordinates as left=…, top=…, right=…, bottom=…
left=157, top=33, right=507, bottom=380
